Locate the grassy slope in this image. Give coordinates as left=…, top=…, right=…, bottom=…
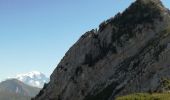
left=116, top=93, right=170, bottom=100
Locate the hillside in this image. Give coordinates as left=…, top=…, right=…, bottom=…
left=0, top=90, right=31, bottom=100
left=0, top=79, right=40, bottom=100
left=33, top=0, right=170, bottom=100
left=116, top=93, right=170, bottom=100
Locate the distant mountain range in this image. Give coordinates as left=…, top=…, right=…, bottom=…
left=0, top=71, right=49, bottom=100
left=11, top=71, right=49, bottom=88
left=0, top=79, right=40, bottom=100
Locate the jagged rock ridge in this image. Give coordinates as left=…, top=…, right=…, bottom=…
left=33, top=0, right=170, bottom=100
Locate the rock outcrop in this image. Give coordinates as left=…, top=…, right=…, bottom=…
left=33, top=0, right=170, bottom=100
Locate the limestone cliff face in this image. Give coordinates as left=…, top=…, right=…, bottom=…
left=33, top=0, right=170, bottom=100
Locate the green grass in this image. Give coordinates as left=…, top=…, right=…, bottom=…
left=116, top=93, right=170, bottom=100
left=161, top=26, right=170, bottom=38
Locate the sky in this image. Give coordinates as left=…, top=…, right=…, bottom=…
left=0, top=0, right=170, bottom=81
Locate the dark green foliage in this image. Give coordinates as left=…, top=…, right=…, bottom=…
left=75, top=66, right=83, bottom=76
left=99, top=0, right=163, bottom=46
left=117, top=1, right=161, bottom=24
left=84, top=82, right=119, bottom=100
left=153, top=45, right=166, bottom=61
left=83, top=53, right=93, bottom=66
left=70, top=66, right=83, bottom=84
left=160, top=78, right=170, bottom=91
left=58, top=65, right=64, bottom=70
left=116, top=93, right=170, bottom=100
left=99, top=21, right=107, bottom=32
left=64, top=68, right=67, bottom=71
left=83, top=44, right=117, bottom=67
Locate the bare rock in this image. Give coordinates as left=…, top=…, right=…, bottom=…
left=33, top=0, right=170, bottom=100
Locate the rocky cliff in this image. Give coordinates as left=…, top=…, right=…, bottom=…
left=33, top=0, right=170, bottom=100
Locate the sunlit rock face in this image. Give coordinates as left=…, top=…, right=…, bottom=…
left=33, top=0, right=170, bottom=100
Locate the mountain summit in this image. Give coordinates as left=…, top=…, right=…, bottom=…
left=14, top=71, right=49, bottom=88
left=33, top=0, right=170, bottom=100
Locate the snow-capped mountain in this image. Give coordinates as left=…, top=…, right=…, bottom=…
left=13, top=71, right=49, bottom=88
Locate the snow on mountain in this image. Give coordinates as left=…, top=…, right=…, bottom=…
left=13, top=71, right=49, bottom=88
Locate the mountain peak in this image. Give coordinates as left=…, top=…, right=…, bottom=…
left=9, top=71, right=49, bottom=88
left=137, top=0, right=161, bottom=3
left=33, top=0, right=170, bottom=100
left=99, top=0, right=167, bottom=32
left=121, top=0, right=165, bottom=21
left=0, top=79, right=40, bottom=97
left=136, top=0, right=164, bottom=9
left=97, top=0, right=168, bottom=48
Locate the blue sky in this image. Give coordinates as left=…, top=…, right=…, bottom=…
left=0, top=0, right=170, bottom=81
